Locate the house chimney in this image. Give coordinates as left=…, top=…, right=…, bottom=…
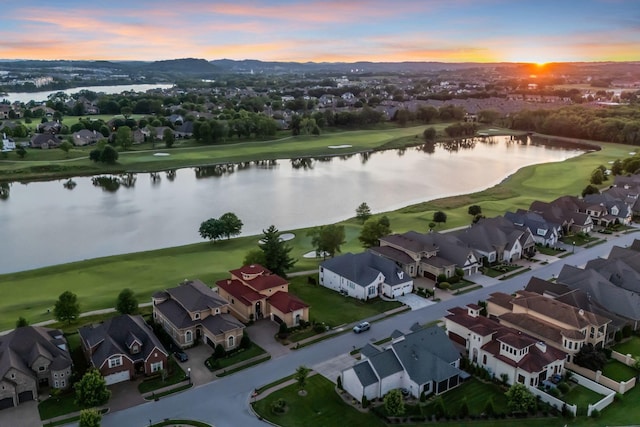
left=535, top=342, right=547, bottom=353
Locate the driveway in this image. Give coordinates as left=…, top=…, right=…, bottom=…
left=396, top=293, right=435, bottom=310
left=312, top=353, right=358, bottom=384
left=467, top=273, right=498, bottom=287
left=246, top=319, right=291, bottom=359
left=183, top=344, right=217, bottom=386
left=0, top=399, right=41, bottom=427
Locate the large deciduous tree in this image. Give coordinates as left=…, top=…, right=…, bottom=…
left=505, top=383, right=536, bottom=413
left=307, top=224, right=346, bottom=259
left=79, top=408, right=102, bottom=427
left=259, top=225, right=296, bottom=277
left=75, top=368, right=111, bottom=408
left=219, top=212, right=243, bottom=239
left=199, top=218, right=224, bottom=242
left=433, top=211, right=447, bottom=226
left=54, top=291, right=80, bottom=324
left=100, top=145, right=119, bottom=164
left=116, top=288, right=138, bottom=315
left=115, top=126, right=133, bottom=150
left=295, top=365, right=311, bottom=392
left=358, top=216, right=392, bottom=248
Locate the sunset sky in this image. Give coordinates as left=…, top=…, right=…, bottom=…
left=2, top=0, right=638, bottom=63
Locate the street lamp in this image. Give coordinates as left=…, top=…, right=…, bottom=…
left=187, top=367, right=191, bottom=385
left=572, top=241, right=576, bottom=253
left=433, top=286, right=436, bottom=301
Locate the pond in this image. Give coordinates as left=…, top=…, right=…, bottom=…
left=0, top=136, right=587, bottom=273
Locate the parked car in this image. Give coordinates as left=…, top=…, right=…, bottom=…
left=353, top=321, right=371, bottom=333
left=174, top=351, right=189, bottom=362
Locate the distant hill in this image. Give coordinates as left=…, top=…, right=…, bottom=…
left=137, top=58, right=219, bottom=74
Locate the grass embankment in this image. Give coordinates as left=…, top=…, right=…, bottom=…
left=0, top=124, right=451, bottom=181
left=0, top=137, right=633, bottom=331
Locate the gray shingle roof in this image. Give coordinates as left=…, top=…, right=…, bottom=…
left=79, top=315, right=167, bottom=369
left=353, top=360, right=379, bottom=387
left=320, top=252, right=410, bottom=288
left=368, top=348, right=404, bottom=379
left=167, top=280, right=228, bottom=312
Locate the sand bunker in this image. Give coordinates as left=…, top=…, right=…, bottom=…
left=328, top=145, right=352, bottom=149
left=303, top=250, right=329, bottom=258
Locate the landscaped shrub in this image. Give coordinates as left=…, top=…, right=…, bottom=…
left=337, top=376, right=343, bottom=390
left=622, top=324, right=632, bottom=338
left=615, top=331, right=623, bottom=342
left=278, top=322, right=289, bottom=338
left=437, top=274, right=448, bottom=283
left=484, top=397, right=495, bottom=417
left=439, top=282, right=451, bottom=290
left=459, top=397, right=470, bottom=418
left=241, top=334, right=252, bottom=349
left=313, top=322, right=326, bottom=333
left=362, top=395, right=370, bottom=408
left=214, top=344, right=226, bottom=359
left=271, top=398, right=286, bottom=414
left=557, top=382, right=569, bottom=394
left=548, top=387, right=560, bottom=398
left=591, top=408, right=600, bottom=418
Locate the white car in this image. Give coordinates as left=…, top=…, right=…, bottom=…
left=353, top=321, right=371, bottom=333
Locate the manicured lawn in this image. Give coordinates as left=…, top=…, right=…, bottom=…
left=0, top=138, right=634, bottom=331
left=138, top=359, right=186, bottom=393
left=205, top=343, right=267, bottom=370
left=613, top=336, right=640, bottom=356
left=288, top=275, right=401, bottom=327
left=562, top=384, right=605, bottom=416
left=481, top=264, right=520, bottom=278
left=423, top=378, right=509, bottom=417
left=536, top=245, right=566, bottom=256
left=38, top=391, right=81, bottom=420
left=252, top=375, right=386, bottom=427
left=602, top=360, right=638, bottom=382
left=560, top=234, right=599, bottom=246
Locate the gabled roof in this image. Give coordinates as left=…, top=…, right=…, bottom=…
left=166, top=279, right=228, bottom=313
left=321, top=252, right=410, bottom=288
left=0, top=326, right=72, bottom=380
left=78, top=314, right=167, bottom=369
left=382, top=231, right=477, bottom=268
left=368, top=348, right=404, bottom=379
left=200, top=313, right=244, bottom=336
left=504, top=210, right=560, bottom=240
left=392, top=326, right=461, bottom=384
left=557, top=265, right=640, bottom=321
left=216, top=278, right=264, bottom=306
left=352, top=360, right=379, bottom=387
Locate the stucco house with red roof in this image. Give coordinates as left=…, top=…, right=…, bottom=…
left=216, top=264, right=309, bottom=327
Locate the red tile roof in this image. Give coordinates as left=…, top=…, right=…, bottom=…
left=229, top=264, right=288, bottom=292
left=268, top=291, right=308, bottom=313
left=216, top=279, right=264, bottom=307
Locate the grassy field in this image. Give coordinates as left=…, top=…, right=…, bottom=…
left=0, top=123, right=453, bottom=180
left=422, top=378, right=509, bottom=417
left=562, top=384, right=605, bottom=416
left=602, top=360, right=638, bottom=382
left=0, top=135, right=635, bottom=331
left=252, top=375, right=386, bottom=427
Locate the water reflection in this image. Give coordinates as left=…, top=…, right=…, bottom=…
left=166, top=170, right=176, bottom=181
left=0, top=182, right=9, bottom=200
left=92, top=176, right=121, bottom=192
left=63, top=179, right=77, bottom=190
left=291, top=158, right=314, bottom=169
left=120, top=173, right=137, bottom=188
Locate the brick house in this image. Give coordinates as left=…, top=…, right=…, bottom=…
left=78, top=314, right=168, bottom=385
left=152, top=280, right=245, bottom=350
left=0, top=326, right=72, bottom=411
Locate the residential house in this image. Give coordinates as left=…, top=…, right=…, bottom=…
left=71, top=129, right=101, bottom=146
left=215, top=264, right=309, bottom=327
left=530, top=196, right=593, bottom=234
left=29, top=133, right=62, bottom=149
left=524, top=277, right=627, bottom=344
left=1, top=133, right=16, bottom=152
left=78, top=314, right=168, bottom=385
left=487, top=290, right=610, bottom=362
left=583, top=193, right=631, bottom=226
left=341, top=326, right=465, bottom=402
left=152, top=279, right=245, bottom=350
left=504, top=210, right=561, bottom=247
left=452, top=216, right=536, bottom=263
left=603, top=185, right=640, bottom=216
left=445, top=304, right=566, bottom=387
left=175, top=121, right=194, bottom=138
left=37, top=121, right=62, bottom=134
left=0, top=326, right=72, bottom=411
left=319, top=251, right=414, bottom=300
left=375, top=231, right=480, bottom=279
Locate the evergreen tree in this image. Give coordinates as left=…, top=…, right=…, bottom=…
left=259, top=225, right=296, bottom=277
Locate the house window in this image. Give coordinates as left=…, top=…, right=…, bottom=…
left=517, top=374, right=525, bottom=384
left=108, top=356, right=123, bottom=368
left=228, top=335, right=235, bottom=348
left=61, top=380, right=66, bottom=388
left=194, top=312, right=201, bottom=320
left=151, top=362, right=163, bottom=373
left=132, top=344, right=139, bottom=354
left=54, top=380, right=59, bottom=388
left=482, top=355, right=487, bottom=365
left=368, top=286, right=376, bottom=296
left=185, top=330, right=193, bottom=343
left=231, top=298, right=235, bottom=304
left=39, top=366, right=46, bottom=372
left=215, top=308, right=220, bottom=314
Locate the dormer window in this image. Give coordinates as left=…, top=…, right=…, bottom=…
left=131, top=344, right=140, bottom=354
left=194, top=312, right=201, bottom=320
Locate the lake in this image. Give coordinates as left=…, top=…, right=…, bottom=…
left=2, top=83, right=175, bottom=104
left=0, top=136, right=587, bottom=273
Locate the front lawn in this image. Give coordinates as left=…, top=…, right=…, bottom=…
left=560, top=233, right=598, bottom=246
left=288, top=275, right=401, bottom=327
left=39, top=391, right=82, bottom=420
left=138, top=359, right=186, bottom=394
left=613, top=336, right=640, bottom=357
left=205, top=343, right=267, bottom=370
left=481, top=263, right=521, bottom=278
left=536, top=245, right=565, bottom=256
left=602, top=360, right=638, bottom=382
left=252, top=375, right=385, bottom=427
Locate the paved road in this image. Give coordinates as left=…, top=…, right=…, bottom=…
left=68, top=231, right=639, bottom=427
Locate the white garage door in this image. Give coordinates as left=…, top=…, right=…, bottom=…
left=104, top=370, right=130, bottom=385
